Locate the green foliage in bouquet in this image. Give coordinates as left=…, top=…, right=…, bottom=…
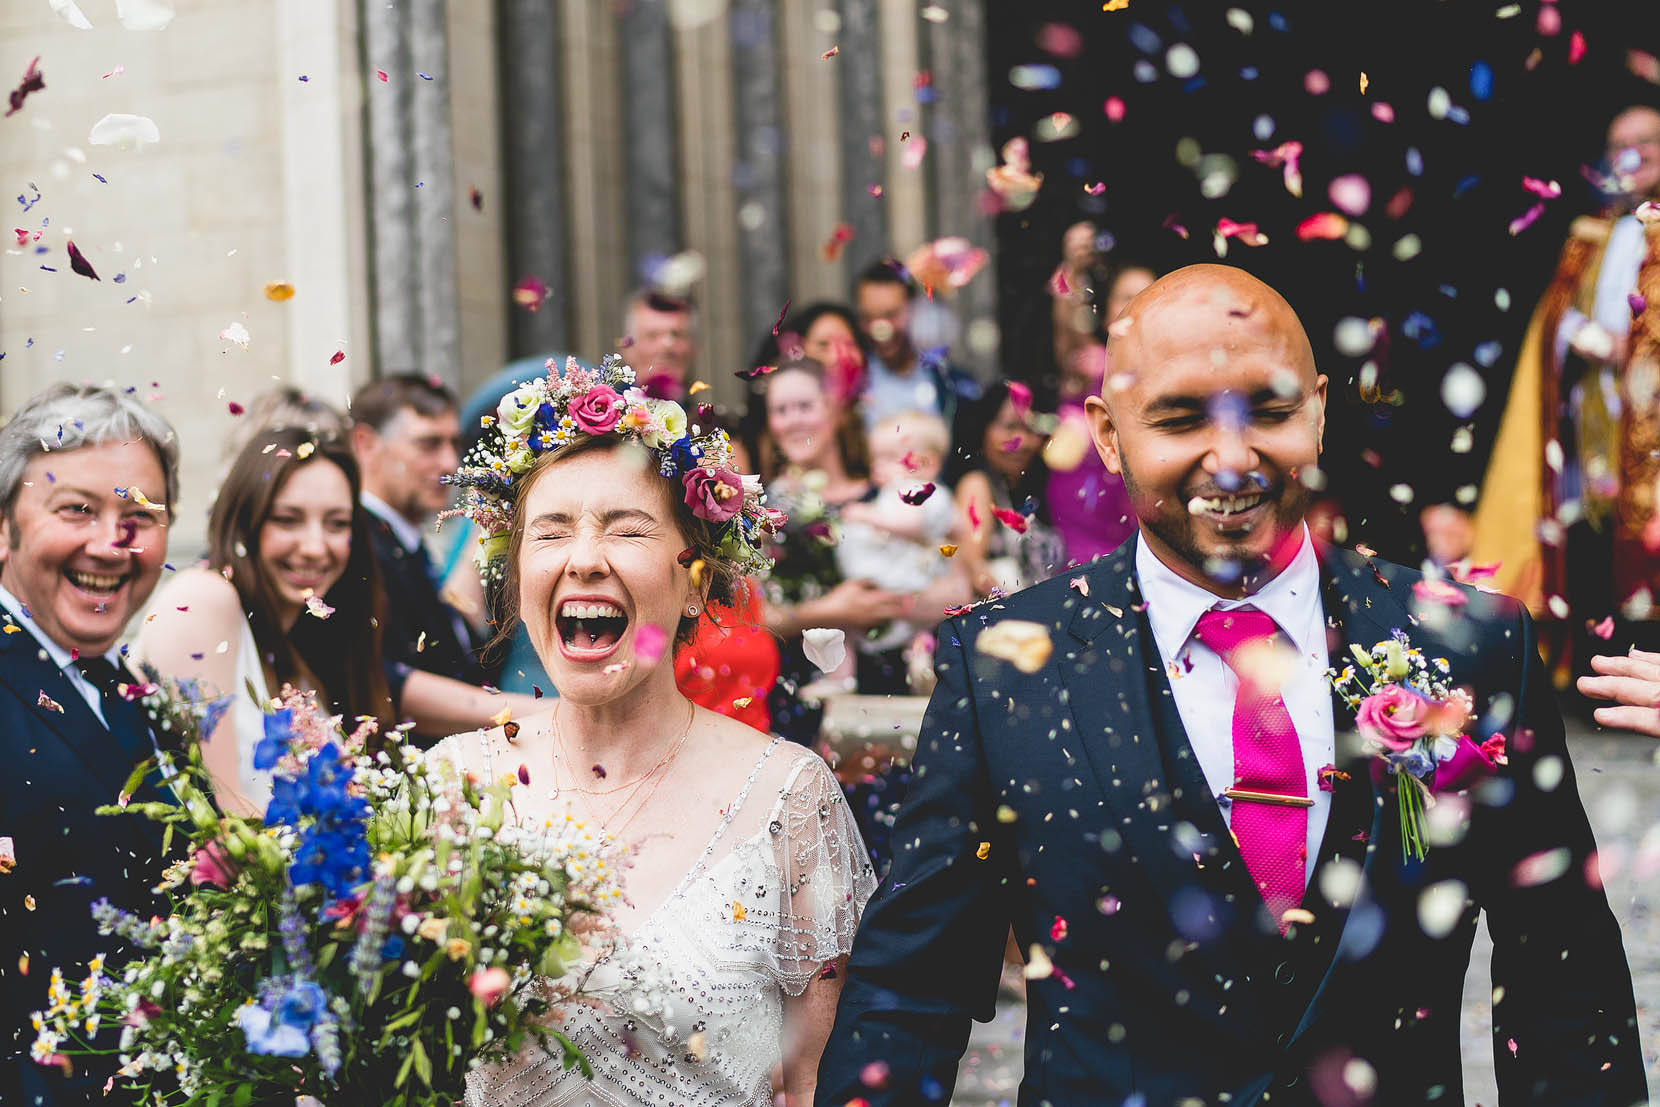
left=31, top=685, right=624, bottom=1105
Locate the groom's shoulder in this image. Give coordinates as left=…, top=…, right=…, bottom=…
left=1324, top=545, right=1529, bottom=659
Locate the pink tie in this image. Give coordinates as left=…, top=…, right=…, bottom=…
left=1194, top=607, right=1307, bottom=933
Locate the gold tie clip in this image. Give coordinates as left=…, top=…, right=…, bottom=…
left=1224, top=788, right=1314, bottom=808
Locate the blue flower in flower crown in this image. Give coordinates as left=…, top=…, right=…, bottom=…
left=668, top=435, right=702, bottom=475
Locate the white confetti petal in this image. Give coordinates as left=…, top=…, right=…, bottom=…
left=801, top=628, right=846, bottom=675
left=48, top=0, right=94, bottom=30
left=1440, top=363, right=1486, bottom=417
left=218, top=321, right=251, bottom=349
left=976, top=619, right=1053, bottom=674
left=1416, top=879, right=1468, bottom=939
left=88, top=113, right=161, bottom=149
left=115, top=0, right=174, bottom=29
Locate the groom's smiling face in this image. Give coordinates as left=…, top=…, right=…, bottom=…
left=1085, top=264, right=1328, bottom=597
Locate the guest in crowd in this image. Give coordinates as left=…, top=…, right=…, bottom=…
left=752, top=360, right=903, bottom=735
left=836, top=409, right=967, bottom=692
left=1419, top=502, right=1475, bottom=573
left=348, top=374, right=491, bottom=686
left=618, top=287, right=698, bottom=400
left=853, top=258, right=979, bottom=430
left=134, top=428, right=537, bottom=814
left=1049, top=219, right=1104, bottom=371
left=0, top=383, right=180, bottom=1106
left=742, top=303, right=871, bottom=454
left=1473, top=101, right=1660, bottom=680
left=1046, top=259, right=1154, bottom=566
left=219, top=384, right=345, bottom=473
left=947, top=379, right=1067, bottom=595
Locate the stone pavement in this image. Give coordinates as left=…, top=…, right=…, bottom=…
left=949, top=721, right=1660, bottom=1105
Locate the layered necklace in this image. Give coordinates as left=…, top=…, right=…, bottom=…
left=547, top=699, right=696, bottom=839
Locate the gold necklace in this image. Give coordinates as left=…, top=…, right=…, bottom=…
left=549, top=701, right=695, bottom=834
left=549, top=699, right=691, bottom=797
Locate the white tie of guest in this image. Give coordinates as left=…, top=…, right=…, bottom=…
left=444, top=730, right=876, bottom=1107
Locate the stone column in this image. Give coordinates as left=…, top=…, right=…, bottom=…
left=360, top=0, right=418, bottom=371
left=731, top=0, right=790, bottom=366
left=497, top=0, right=570, bottom=357
left=924, top=0, right=996, bottom=377
left=410, top=0, right=461, bottom=387
left=836, top=0, right=887, bottom=278
left=617, top=0, right=681, bottom=285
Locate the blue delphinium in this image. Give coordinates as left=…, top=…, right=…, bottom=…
left=252, top=708, right=295, bottom=771
left=264, top=743, right=370, bottom=904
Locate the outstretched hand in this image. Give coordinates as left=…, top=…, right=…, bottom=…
left=1577, top=648, right=1660, bottom=738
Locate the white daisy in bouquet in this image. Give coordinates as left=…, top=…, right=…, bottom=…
left=31, top=686, right=625, bottom=1105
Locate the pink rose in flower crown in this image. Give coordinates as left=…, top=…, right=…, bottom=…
left=1354, top=683, right=1432, bottom=750
left=683, top=466, right=743, bottom=523
left=569, top=385, right=623, bottom=435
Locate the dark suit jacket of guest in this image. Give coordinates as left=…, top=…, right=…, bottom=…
left=817, top=540, right=1647, bottom=1106
left=365, top=510, right=489, bottom=686
left=0, top=623, right=173, bottom=1106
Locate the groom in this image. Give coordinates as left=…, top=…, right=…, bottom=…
left=817, top=265, right=1646, bottom=1105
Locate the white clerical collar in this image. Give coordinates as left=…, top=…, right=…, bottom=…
left=0, top=581, right=123, bottom=669
left=1136, top=524, right=1322, bottom=662
left=360, top=491, right=426, bottom=554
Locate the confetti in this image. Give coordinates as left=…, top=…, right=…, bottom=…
left=976, top=841, right=992, bottom=861
left=802, top=628, right=847, bottom=674
left=938, top=544, right=957, bottom=557
left=634, top=624, right=669, bottom=666
left=227, top=401, right=245, bottom=416
left=1102, top=0, right=1129, bottom=10
left=219, top=321, right=251, bottom=349
left=37, top=691, right=64, bottom=713
left=1589, top=616, right=1615, bottom=640
left=1249, top=140, right=1303, bottom=197
left=512, top=275, right=550, bottom=311
left=1296, top=212, right=1349, bottom=240
left=0, top=836, right=13, bottom=872
left=1068, top=576, right=1090, bottom=597
left=1024, top=944, right=1052, bottom=979
left=66, top=240, right=99, bottom=281
left=731, top=696, right=753, bottom=709
left=503, top=720, right=521, bottom=741
left=304, top=594, right=335, bottom=619
left=88, top=112, right=160, bottom=149
left=898, top=482, right=936, bottom=505
left=5, top=57, right=44, bottom=118
left=985, top=137, right=1043, bottom=212
left=822, top=46, right=840, bottom=59
left=1050, top=916, right=1068, bottom=941
left=489, top=706, right=513, bottom=727
left=992, top=507, right=1029, bottom=534
left=731, top=901, right=747, bottom=921
left=975, top=619, right=1053, bottom=673
left=376, top=69, right=389, bottom=82
left=820, top=222, right=855, bottom=262
left=264, top=280, right=296, bottom=301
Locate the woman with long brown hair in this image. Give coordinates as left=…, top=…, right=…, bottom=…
left=135, top=427, right=534, bottom=815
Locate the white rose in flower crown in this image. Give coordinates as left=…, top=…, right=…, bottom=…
left=641, top=400, right=688, bottom=450
left=497, top=385, right=544, bottom=438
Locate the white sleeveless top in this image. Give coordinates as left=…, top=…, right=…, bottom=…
left=444, top=731, right=876, bottom=1107
left=231, top=614, right=275, bottom=811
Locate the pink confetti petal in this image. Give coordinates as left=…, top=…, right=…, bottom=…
left=1590, top=616, right=1615, bottom=640
left=1568, top=30, right=1586, bottom=65
left=1508, top=202, right=1547, bottom=236
left=1521, top=176, right=1562, bottom=198
left=1008, top=380, right=1033, bottom=418
left=633, top=624, right=668, bottom=667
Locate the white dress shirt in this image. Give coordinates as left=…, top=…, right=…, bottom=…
left=1135, top=527, right=1334, bottom=888
left=0, top=581, right=122, bottom=727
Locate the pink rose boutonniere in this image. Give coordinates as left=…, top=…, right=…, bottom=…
left=683, top=466, right=744, bottom=523
left=1331, top=632, right=1504, bottom=860
left=569, top=385, right=623, bottom=435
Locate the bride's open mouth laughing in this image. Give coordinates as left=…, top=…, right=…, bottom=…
left=555, top=598, right=630, bottom=661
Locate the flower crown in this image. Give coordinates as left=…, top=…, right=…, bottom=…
left=445, top=354, right=782, bottom=578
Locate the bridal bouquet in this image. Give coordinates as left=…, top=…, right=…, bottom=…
left=31, top=685, right=624, bottom=1105
left=1330, top=632, right=1507, bottom=860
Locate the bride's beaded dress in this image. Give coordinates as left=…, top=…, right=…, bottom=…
left=439, top=730, right=876, bottom=1107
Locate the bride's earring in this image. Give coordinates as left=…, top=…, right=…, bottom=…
left=686, top=604, right=699, bottom=617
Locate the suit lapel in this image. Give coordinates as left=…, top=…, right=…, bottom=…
left=0, top=627, right=153, bottom=801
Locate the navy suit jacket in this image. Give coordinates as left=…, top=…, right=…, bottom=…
left=0, top=622, right=171, bottom=1106
left=817, top=541, right=1646, bottom=1106
left=365, top=511, right=489, bottom=687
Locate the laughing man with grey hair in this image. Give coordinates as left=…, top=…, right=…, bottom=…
left=0, top=382, right=182, bottom=1106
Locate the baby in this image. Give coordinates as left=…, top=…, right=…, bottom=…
left=837, top=410, right=958, bottom=656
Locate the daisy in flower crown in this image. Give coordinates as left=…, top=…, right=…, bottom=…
left=445, top=353, right=784, bottom=584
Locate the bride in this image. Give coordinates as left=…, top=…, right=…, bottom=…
left=434, top=357, right=876, bottom=1106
